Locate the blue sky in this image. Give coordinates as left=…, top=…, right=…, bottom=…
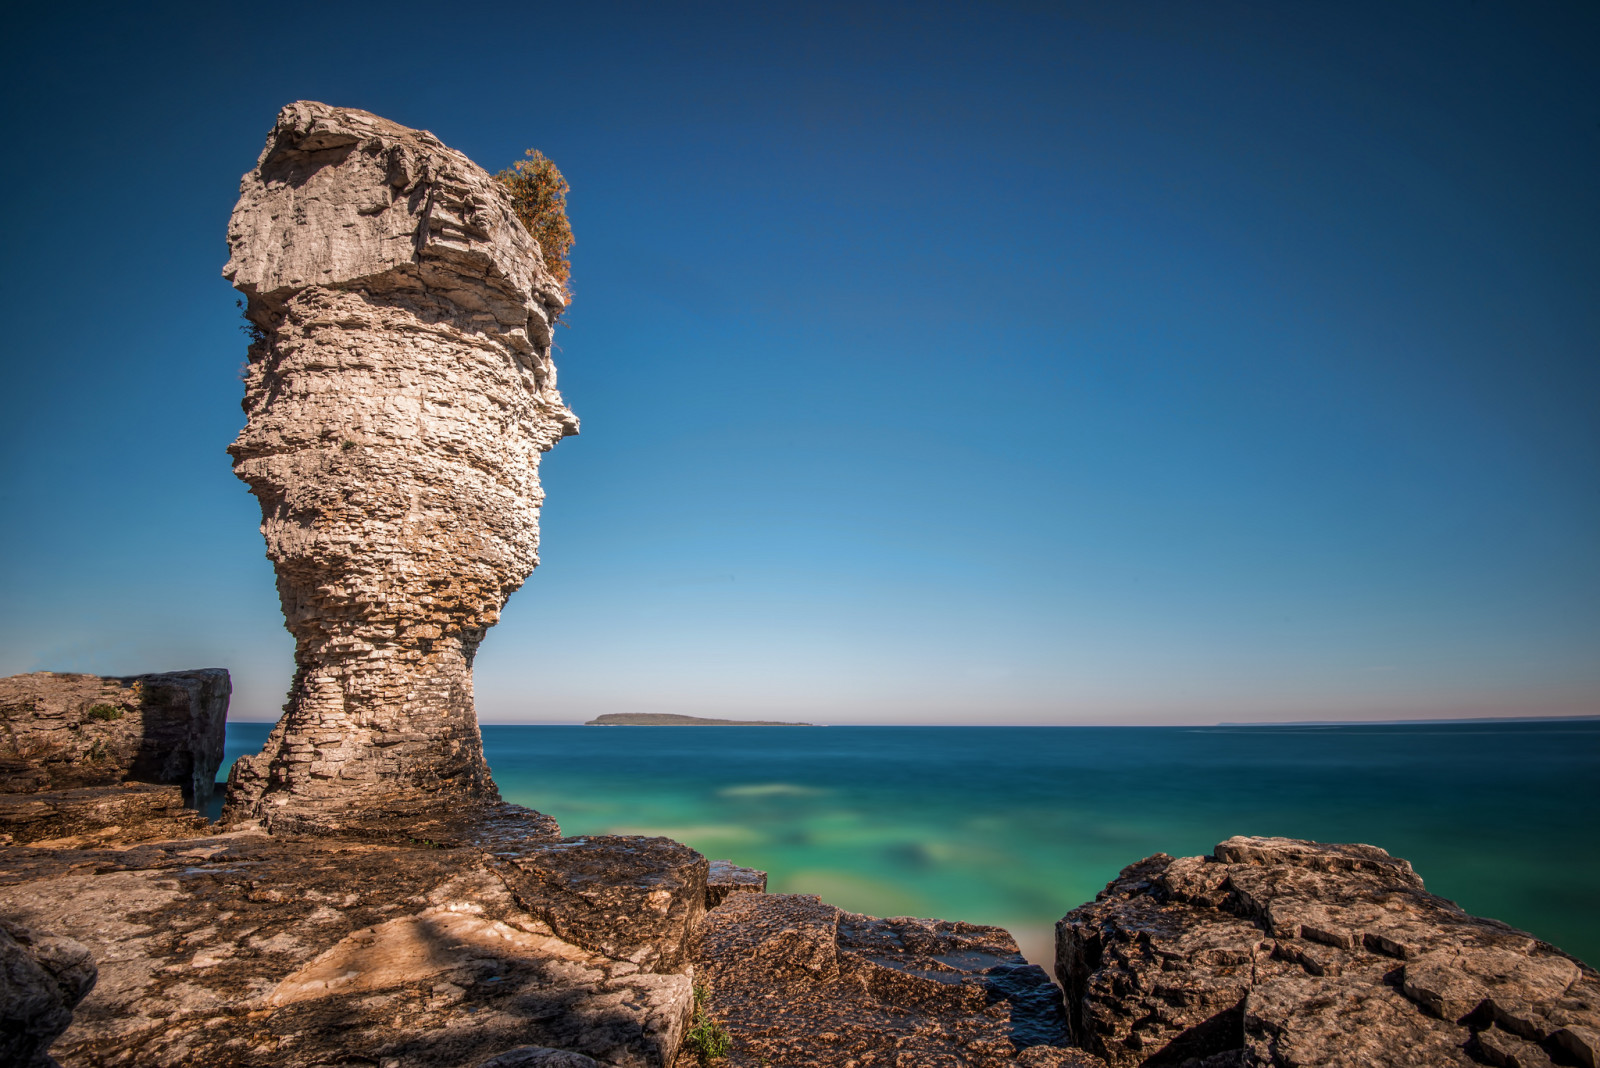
left=1, top=1, right=1596, bottom=724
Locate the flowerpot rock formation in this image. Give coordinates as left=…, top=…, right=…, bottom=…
left=221, top=101, right=577, bottom=831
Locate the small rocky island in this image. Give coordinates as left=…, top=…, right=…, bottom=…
left=585, top=714, right=817, bottom=726
left=1, top=103, right=1596, bottom=1068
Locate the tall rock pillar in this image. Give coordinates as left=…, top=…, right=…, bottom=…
left=222, top=102, right=576, bottom=832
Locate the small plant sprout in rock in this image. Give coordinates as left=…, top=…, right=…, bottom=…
left=85, top=704, right=123, bottom=722
left=494, top=149, right=574, bottom=302
left=236, top=298, right=267, bottom=346
left=682, top=982, right=732, bottom=1065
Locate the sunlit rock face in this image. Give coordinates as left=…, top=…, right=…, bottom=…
left=222, top=101, right=576, bottom=831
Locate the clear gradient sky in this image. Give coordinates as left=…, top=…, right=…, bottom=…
left=1, top=2, right=1596, bottom=724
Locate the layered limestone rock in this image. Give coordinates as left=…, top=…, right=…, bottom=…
left=0, top=670, right=229, bottom=805
left=693, top=892, right=1085, bottom=1066
left=1056, top=836, right=1600, bottom=1067
left=704, top=859, right=767, bottom=908
left=0, top=783, right=208, bottom=848
left=221, top=102, right=577, bottom=830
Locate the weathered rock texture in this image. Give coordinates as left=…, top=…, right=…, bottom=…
left=492, top=837, right=708, bottom=974
left=0, top=822, right=707, bottom=1067
left=0, top=783, right=207, bottom=847
left=0, top=917, right=96, bottom=1067
left=221, top=101, right=577, bottom=829
left=692, top=891, right=1084, bottom=1067
left=704, top=859, right=766, bottom=909
left=0, top=670, right=229, bottom=805
left=1056, top=836, right=1600, bottom=1067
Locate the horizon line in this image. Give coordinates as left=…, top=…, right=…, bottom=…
left=222, top=713, right=1600, bottom=727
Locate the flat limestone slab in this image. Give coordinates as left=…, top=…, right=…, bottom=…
left=0, top=783, right=207, bottom=848
left=0, top=825, right=697, bottom=1067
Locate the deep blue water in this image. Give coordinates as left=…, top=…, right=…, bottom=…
left=220, top=720, right=1600, bottom=968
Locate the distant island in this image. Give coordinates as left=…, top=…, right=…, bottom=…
left=585, top=713, right=818, bottom=726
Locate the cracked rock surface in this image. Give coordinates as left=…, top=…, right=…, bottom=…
left=1056, top=836, right=1600, bottom=1067
left=690, top=891, right=1089, bottom=1067
left=221, top=101, right=577, bottom=831
left=0, top=822, right=699, bottom=1067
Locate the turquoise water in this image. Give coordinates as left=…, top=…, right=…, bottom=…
left=220, top=720, right=1600, bottom=968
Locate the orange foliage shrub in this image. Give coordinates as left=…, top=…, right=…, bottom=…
left=495, top=149, right=574, bottom=300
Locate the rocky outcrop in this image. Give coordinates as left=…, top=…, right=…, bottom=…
left=0, top=670, right=229, bottom=804
left=221, top=101, right=577, bottom=831
left=491, top=836, right=708, bottom=973
left=0, top=783, right=207, bottom=847
left=704, top=859, right=767, bottom=909
left=1056, top=836, right=1600, bottom=1067
left=693, top=891, right=1083, bottom=1066
left=0, top=821, right=706, bottom=1067
left=0, top=918, right=96, bottom=1068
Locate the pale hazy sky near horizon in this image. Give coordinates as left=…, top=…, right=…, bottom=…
left=1, top=2, right=1597, bottom=725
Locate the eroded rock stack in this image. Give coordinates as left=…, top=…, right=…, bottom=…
left=1057, top=836, right=1600, bottom=1067
left=221, top=102, right=577, bottom=831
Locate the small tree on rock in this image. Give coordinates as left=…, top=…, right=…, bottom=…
left=496, top=149, right=574, bottom=300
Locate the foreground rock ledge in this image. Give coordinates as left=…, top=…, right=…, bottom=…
left=1057, top=836, right=1600, bottom=1068
left=222, top=101, right=577, bottom=831
left=5, top=819, right=1596, bottom=1066
left=0, top=821, right=703, bottom=1067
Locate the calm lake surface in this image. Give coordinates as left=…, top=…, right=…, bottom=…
left=220, top=720, right=1600, bottom=969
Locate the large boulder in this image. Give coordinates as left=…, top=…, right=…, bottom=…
left=1056, top=836, right=1600, bottom=1067
left=0, top=670, right=229, bottom=805
left=490, top=836, right=708, bottom=973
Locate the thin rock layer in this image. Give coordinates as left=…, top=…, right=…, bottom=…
left=221, top=102, right=576, bottom=830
